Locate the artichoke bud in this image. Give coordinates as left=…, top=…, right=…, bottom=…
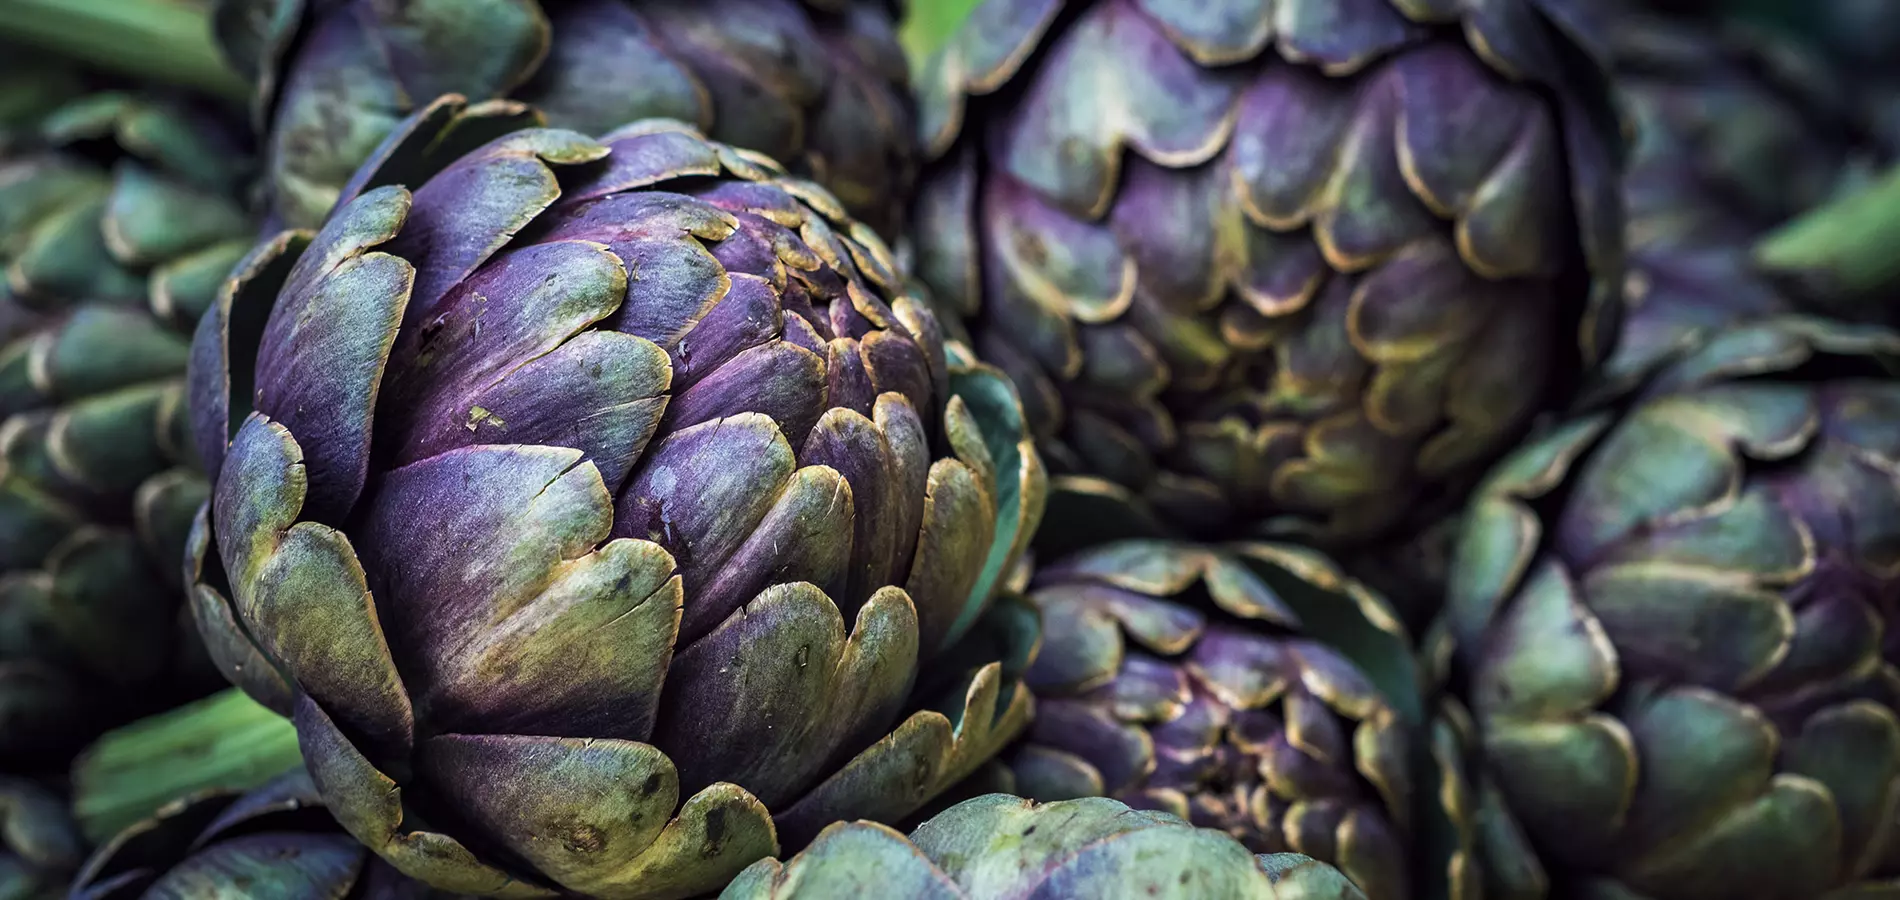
left=1005, top=538, right=1421, bottom=900
left=1445, top=315, right=1900, bottom=898
left=905, top=0, right=1627, bottom=545
left=185, top=96, right=1045, bottom=899
left=72, top=767, right=439, bottom=899
left=1593, top=14, right=1865, bottom=396
left=220, top=0, right=918, bottom=238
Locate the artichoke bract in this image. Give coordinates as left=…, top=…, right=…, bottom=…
left=71, top=768, right=436, bottom=899
left=1007, top=539, right=1415, bottom=900
left=0, top=90, right=252, bottom=762
left=1594, top=15, right=1858, bottom=397
left=1602, top=242, right=1792, bottom=401
left=0, top=777, right=84, bottom=900
left=723, top=793, right=1369, bottom=899
left=1444, top=316, right=1900, bottom=898
left=909, top=0, right=1624, bottom=543
left=185, top=96, right=1045, bottom=899
left=214, top=0, right=915, bottom=236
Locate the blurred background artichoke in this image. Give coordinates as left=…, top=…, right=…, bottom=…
left=213, top=0, right=917, bottom=237
left=0, top=43, right=247, bottom=766
left=906, top=0, right=1625, bottom=546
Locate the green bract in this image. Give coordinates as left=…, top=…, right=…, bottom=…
left=1443, top=316, right=1900, bottom=898
left=214, top=0, right=916, bottom=235
left=908, top=0, right=1624, bottom=543
left=185, top=96, right=1045, bottom=899
left=0, top=87, right=251, bottom=762
left=723, top=793, right=1369, bottom=899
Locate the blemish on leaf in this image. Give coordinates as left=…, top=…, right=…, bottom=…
left=702, top=806, right=729, bottom=857
left=466, top=406, right=506, bottom=432
left=559, top=823, right=608, bottom=856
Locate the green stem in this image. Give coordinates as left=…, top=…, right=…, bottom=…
left=898, top=0, right=985, bottom=71
left=1754, top=163, right=1900, bottom=300
left=0, top=0, right=246, bottom=101
left=70, top=688, right=303, bottom=844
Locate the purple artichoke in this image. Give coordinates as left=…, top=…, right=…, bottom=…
left=1004, top=539, right=1418, bottom=900
left=1615, top=15, right=1859, bottom=247
left=1585, top=13, right=1867, bottom=399
left=1442, top=316, right=1900, bottom=898
left=72, top=768, right=436, bottom=899
left=184, top=97, right=1044, bottom=899
left=908, top=0, right=1625, bottom=543
left=1599, top=9, right=1900, bottom=351
left=214, top=0, right=915, bottom=236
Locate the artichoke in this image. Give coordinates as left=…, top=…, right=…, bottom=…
left=1593, top=13, right=1867, bottom=397
left=723, top=793, right=1369, bottom=899
left=1442, top=315, right=1900, bottom=899
left=1004, top=539, right=1416, bottom=900
left=1614, top=14, right=1858, bottom=247
left=2, top=92, right=254, bottom=324
left=70, top=768, right=437, bottom=899
left=185, top=96, right=1044, bottom=899
left=1603, top=240, right=1793, bottom=401
left=908, top=0, right=1625, bottom=543
left=0, top=88, right=253, bottom=761
left=0, top=777, right=84, bottom=900
left=214, top=0, right=915, bottom=236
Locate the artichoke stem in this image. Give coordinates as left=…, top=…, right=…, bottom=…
left=1755, top=163, right=1900, bottom=301
left=70, top=688, right=304, bottom=844
left=898, top=0, right=985, bottom=71
left=0, top=0, right=245, bottom=101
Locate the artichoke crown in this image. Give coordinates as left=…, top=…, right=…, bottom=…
left=186, top=97, right=1045, bottom=899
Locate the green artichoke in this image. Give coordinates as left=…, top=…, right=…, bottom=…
left=70, top=768, right=438, bottom=899
left=908, top=0, right=1625, bottom=544
left=2, top=93, right=255, bottom=323
left=1004, top=538, right=1416, bottom=900
left=1443, top=315, right=1900, bottom=899
left=214, top=0, right=916, bottom=236
left=0, top=777, right=84, bottom=900
left=0, top=88, right=254, bottom=762
left=185, top=96, right=1044, bottom=899
left=723, top=793, right=1369, bottom=899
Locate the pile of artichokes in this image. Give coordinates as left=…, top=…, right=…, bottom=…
left=0, top=0, right=1896, bottom=897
